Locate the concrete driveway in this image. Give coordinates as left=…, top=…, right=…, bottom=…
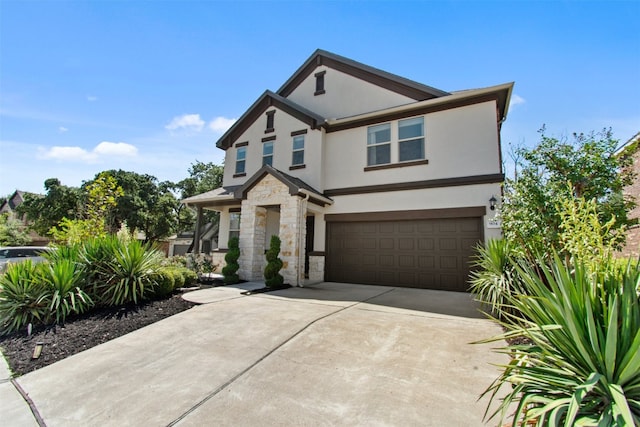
left=2, top=282, right=508, bottom=426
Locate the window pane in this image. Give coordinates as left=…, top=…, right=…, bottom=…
left=229, top=213, right=241, bottom=230
left=235, top=160, right=245, bottom=174
left=263, top=142, right=273, bottom=155
left=293, top=136, right=304, bottom=150
left=399, top=117, right=423, bottom=140
left=237, top=147, right=246, bottom=160
left=229, top=230, right=240, bottom=241
left=367, top=143, right=390, bottom=165
left=263, top=155, right=273, bottom=167
left=367, top=124, right=391, bottom=145
left=399, top=138, right=424, bottom=162
left=292, top=150, right=304, bottom=165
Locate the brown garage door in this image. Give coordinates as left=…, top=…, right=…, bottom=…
left=326, top=217, right=482, bottom=292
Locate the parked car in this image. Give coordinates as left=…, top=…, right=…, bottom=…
left=0, top=246, right=53, bottom=272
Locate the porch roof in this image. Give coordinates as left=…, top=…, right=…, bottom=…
left=182, top=166, right=333, bottom=208
left=181, top=185, right=241, bottom=207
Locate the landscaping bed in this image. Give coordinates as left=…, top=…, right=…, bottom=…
left=0, top=294, right=196, bottom=376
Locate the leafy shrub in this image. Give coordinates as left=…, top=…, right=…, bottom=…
left=171, top=268, right=186, bottom=288
left=150, top=268, right=175, bottom=298
left=469, top=239, right=519, bottom=317
left=479, top=254, right=640, bottom=425
left=264, top=235, right=284, bottom=287
left=181, top=268, right=198, bottom=287
left=40, top=258, right=93, bottom=324
left=0, top=261, right=50, bottom=334
left=222, top=237, right=240, bottom=284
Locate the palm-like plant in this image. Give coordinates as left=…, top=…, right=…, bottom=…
left=0, top=260, right=50, bottom=334
left=480, top=255, right=640, bottom=426
left=40, top=259, right=93, bottom=324
left=469, top=239, right=520, bottom=317
left=99, top=239, right=162, bottom=306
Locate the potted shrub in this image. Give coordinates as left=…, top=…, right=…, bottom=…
left=264, top=235, right=284, bottom=287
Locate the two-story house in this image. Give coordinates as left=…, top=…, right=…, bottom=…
left=183, top=49, right=513, bottom=292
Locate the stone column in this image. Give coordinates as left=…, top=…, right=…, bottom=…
left=238, top=201, right=267, bottom=281
left=193, top=206, right=203, bottom=254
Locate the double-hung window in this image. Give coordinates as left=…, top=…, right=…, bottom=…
left=398, top=117, right=425, bottom=162
left=367, top=123, right=391, bottom=166
left=235, top=147, right=246, bottom=174
left=292, top=135, right=304, bottom=166
left=263, top=141, right=274, bottom=166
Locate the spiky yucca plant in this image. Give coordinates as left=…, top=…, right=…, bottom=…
left=40, top=258, right=93, bottom=324
left=480, top=255, right=640, bottom=426
left=0, top=260, right=50, bottom=334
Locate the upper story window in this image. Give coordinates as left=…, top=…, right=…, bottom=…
left=263, top=141, right=274, bottom=166
left=235, top=146, right=246, bottom=175
left=398, top=117, right=425, bottom=162
left=265, top=110, right=275, bottom=133
left=292, top=135, right=305, bottom=166
left=367, top=123, right=391, bottom=166
left=314, top=71, right=326, bottom=96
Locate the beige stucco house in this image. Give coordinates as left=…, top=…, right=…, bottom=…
left=183, top=49, right=513, bottom=291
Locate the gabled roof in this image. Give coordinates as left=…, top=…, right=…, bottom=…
left=0, top=190, right=26, bottom=213
left=235, top=165, right=333, bottom=207
left=216, top=90, right=326, bottom=150
left=277, top=49, right=450, bottom=100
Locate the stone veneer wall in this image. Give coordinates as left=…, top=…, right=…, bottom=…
left=619, top=146, right=640, bottom=258
left=238, top=174, right=307, bottom=285
left=308, top=255, right=325, bottom=282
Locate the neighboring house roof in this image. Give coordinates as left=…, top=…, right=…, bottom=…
left=277, top=49, right=451, bottom=100
left=616, top=131, right=640, bottom=156
left=0, top=190, right=25, bottom=213
left=183, top=165, right=333, bottom=208
left=216, top=90, right=326, bottom=150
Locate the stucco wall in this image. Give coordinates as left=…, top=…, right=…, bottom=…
left=221, top=107, right=324, bottom=190
left=316, top=183, right=502, bottom=251
left=323, top=101, right=501, bottom=190
left=286, top=65, right=415, bottom=120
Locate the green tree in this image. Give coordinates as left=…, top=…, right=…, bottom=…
left=85, top=170, right=180, bottom=242
left=501, top=128, right=635, bottom=255
left=17, top=179, right=81, bottom=236
left=0, top=213, right=31, bottom=246
left=176, top=161, right=224, bottom=231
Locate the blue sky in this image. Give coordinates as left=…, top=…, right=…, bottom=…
left=1, top=0, right=638, bottom=196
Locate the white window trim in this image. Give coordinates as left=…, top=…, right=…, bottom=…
left=292, top=135, right=305, bottom=166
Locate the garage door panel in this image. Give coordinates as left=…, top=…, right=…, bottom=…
left=379, top=255, right=394, bottom=266
left=399, top=238, right=414, bottom=250
left=327, top=217, right=482, bottom=292
left=439, top=238, right=458, bottom=251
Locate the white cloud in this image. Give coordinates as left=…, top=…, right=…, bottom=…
left=87, top=96, right=98, bottom=102
left=209, top=116, right=237, bottom=134
left=509, top=94, right=526, bottom=109
left=165, top=114, right=205, bottom=132
left=39, top=141, right=138, bottom=163
left=58, top=126, right=68, bottom=133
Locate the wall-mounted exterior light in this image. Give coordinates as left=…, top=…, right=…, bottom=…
left=489, top=196, right=497, bottom=211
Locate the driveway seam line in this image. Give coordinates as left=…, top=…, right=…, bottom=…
left=166, top=287, right=396, bottom=427
left=11, top=379, right=47, bottom=427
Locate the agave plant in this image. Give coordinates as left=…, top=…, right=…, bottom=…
left=0, top=260, right=50, bottom=334
left=39, top=258, right=93, bottom=324
left=480, top=255, right=640, bottom=426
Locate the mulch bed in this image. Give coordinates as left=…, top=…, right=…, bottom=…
left=0, top=294, right=196, bottom=377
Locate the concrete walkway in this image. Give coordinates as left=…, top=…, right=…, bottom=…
left=4, top=282, right=509, bottom=426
